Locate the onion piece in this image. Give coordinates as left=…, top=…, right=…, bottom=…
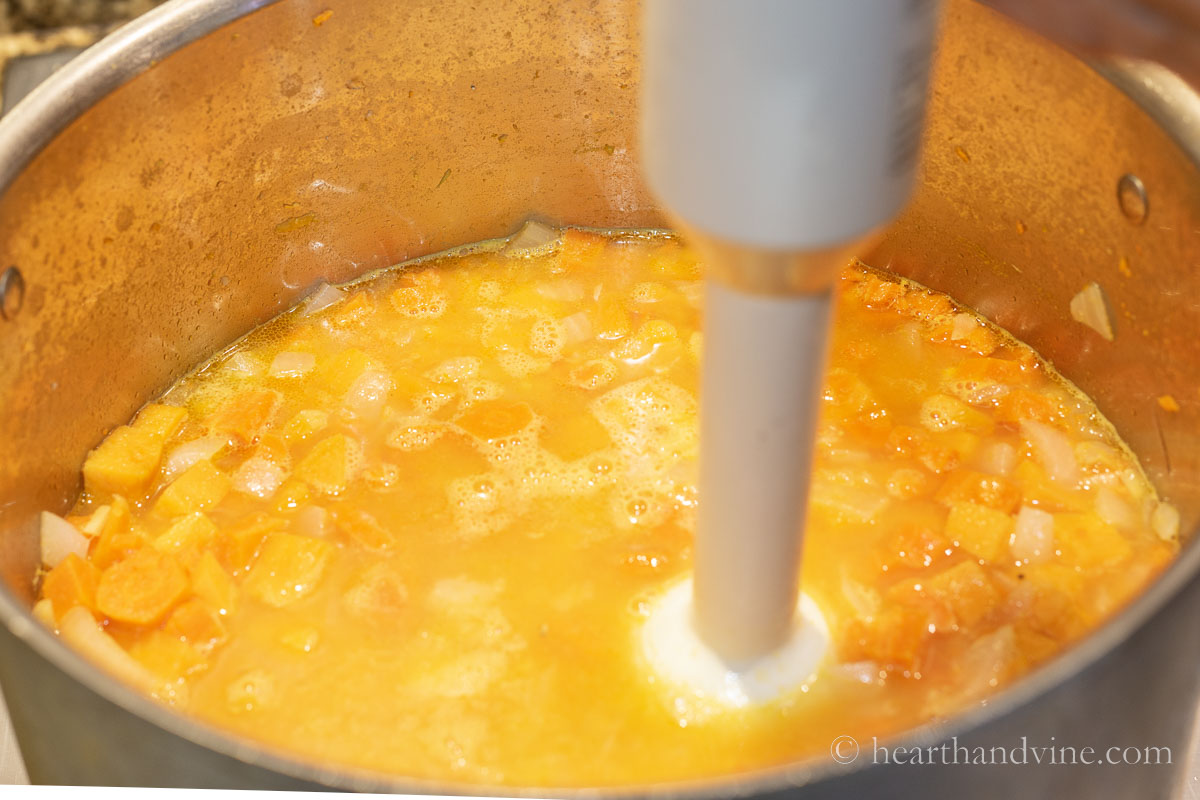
left=40, top=512, right=90, bottom=568
left=232, top=457, right=286, bottom=499
left=977, top=441, right=1017, bottom=477
left=59, top=607, right=160, bottom=694
left=1011, top=506, right=1054, bottom=563
left=560, top=311, right=593, bottom=346
left=1069, top=282, right=1114, bottom=341
left=505, top=220, right=559, bottom=255
left=294, top=505, right=330, bottom=539
left=1021, top=420, right=1079, bottom=483
left=31, top=598, right=55, bottom=629
left=302, top=282, right=345, bottom=316
left=950, top=313, right=977, bottom=341
left=163, top=436, right=228, bottom=481
left=269, top=351, right=316, bottom=378
left=536, top=279, right=584, bottom=302
left=223, top=351, right=263, bottom=377
left=1151, top=501, right=1181, bottom=541
left=343, top=369, right=394, bottom=421
left=1094, top=486, right=1137, bottom=529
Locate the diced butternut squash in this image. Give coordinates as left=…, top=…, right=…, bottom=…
left=82, top=405, right=188, bottom=497
left=456, top=400, right=534, bottom=442
left=557, top=228, right=608, bottom=273
left=923, top=560, right=1000, bottom=628
left=128, top=630, right=205, bottom=680
left=294, top=434, right=361, bottom=495
left=1053, top=513, right=1132, bottom=569
left=944, top=502, right=1013, bottom=562
left=88, top=496, right=146, bottom=571
left=918, top=394, right=994, bottom=434
left=934, top=469, right=1021, bottom=513
left=332, top=508, right=393, bottom=550
left=210, top=389, right=280, bottom=444
left=189, top=552, right=237, bottom=614
left=839, top=606, right=930, bottom=669
left=213, top=512, right=287, bottom=575
left=592, top=296, right=632, bottom=340
left=243, top=533, right=333, bottom=607
left=996, top=389, right=1063, bottom=425
left=274, top=478, right=312, bottom=513
left=41, top=553, right=100, bottom=622
left=327, top=291, right=376, bottom=327
left=314, top=348, right=374, bottom=396
left=164, top=599, right=227, bottom=647
left=133, top=404, right=188, bottom=441
left=886, top=425, right=960, bottom=474
left=153, top=512, right=218, bottom=570
left=154, top=460, right=230, bottom=517
left=1011, top=460, right=1089, bottom=512
left=96, top=549, right=190, bottom=626
left=282, top=409, right=329, bottom=445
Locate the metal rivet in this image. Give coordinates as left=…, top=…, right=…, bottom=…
left=0, top=266, right=25, bottom=320
left=1117, top=174, right=1148, bottom=225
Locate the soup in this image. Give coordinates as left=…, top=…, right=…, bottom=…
left=32, top=228, right=1178, bottom=785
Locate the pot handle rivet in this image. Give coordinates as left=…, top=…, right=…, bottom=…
left=1117, top=174, right=1148, bottom=225
left=0, top=266, right=25, bottom=320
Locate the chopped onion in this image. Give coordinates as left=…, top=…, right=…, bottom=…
left=952, top=625, right=1016, bottom=702
left=59, top=607, right=160, bottom=694
left=80, top=505, right=111, bottom=537
left=31, top=598, right=55, bottom=629
left=536, top=279, right=584, bottom=302
left=223, top=352, right=263, bottom=377
left=1069, top=282, right=1114, bottom=341
left=950, top=313, right=977, bottom=341
left=1011, top=506, right=1054, bottom=563
left=560, top=311, right=593, bottom=346
left=302, top=282, right=345, bottom=316
left=978, top=441, right=1017, bottom=477
left=343, top=368, right=393, bottom=421
left=1094, top=486, right=1137, bottom=529
left=232, top=457, right=286, bottom=499
left=294, top=505, right=330, bottom=538
left=505, top=220, right=559, bottom=254
left=40, top=511, right=89, bottom=568
left=269, top=351, right=316, bottom=378
left=1151, top=501, right=1181, bottom=541
left=1021, top=420, right=1079, bottom=483
left=163, top=436, right=228, bottom=480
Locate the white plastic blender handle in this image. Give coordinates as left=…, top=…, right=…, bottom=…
left=642, top=0, right=940, bottom=256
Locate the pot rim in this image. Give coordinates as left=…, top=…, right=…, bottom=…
left=0, top=0, right=1197, bottom=794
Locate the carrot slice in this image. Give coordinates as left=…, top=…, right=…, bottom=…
left=95, top=549, right=190, bottom=626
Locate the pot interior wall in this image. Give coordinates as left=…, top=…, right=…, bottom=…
left=0, top=0, right=1195, bottom=676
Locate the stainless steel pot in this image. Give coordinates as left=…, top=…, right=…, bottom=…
left=0, top=0, right=1196, bottom=795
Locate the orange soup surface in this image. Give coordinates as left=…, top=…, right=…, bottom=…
left=35, top=228, right=1179, bottom=786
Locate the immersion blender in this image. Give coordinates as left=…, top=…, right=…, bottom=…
left=640, top=0, right=941, bottom=705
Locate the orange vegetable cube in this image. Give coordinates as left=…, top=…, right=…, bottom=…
left=1011, top=460, right=1089, bottom=512
left=214, top=512, right=287, bottom=575
left=132, top=404, right=188, bottom=441
left=189, top=552, right=238, bottom=614
left=273, top=478, right=312, bottom=513
left=243, top=533, right=333, bottom=607
left=313, top=348, right=375, bottom=396
left=41, top=553, right=101, bottom=622
left=82, top=405, right=188, bottom=496
left=1053, top=513, right=1132, bottom=569
left=327, top=291, right=376, bottom=327
left=210, top=389, right=280, bottom=444
left=153, top=512, right=218, bottom=570
left=88, top=497, right=146, bottom=571
left=557, top=228, right=608, bottom=273
left=127, top=630, right=205, bottom=681
left=282, top=409, right=329, bottom=445
left=294, top=434, right=362, bottom=495
left=96, top=549, right=190, bottom=626
left=944, top=502, right=1013, bottom=562
left=332, top=507, right=393, bottom=550
left=934, top=469, right=1021, bottom=514
left=924, top=560, right=1000, bottom=628
left=839, top=606, right=930, bottom=669
left=164, top=599, right=227, bottom=647
left=154, top=460, right=230, bottom=517
left=996, top=389, right=1063, bottom=425
left=456, top=400, right=534, bottom=442
left=592, top=296, right=632, bottom=340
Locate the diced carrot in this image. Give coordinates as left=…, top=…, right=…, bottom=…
left=164, top=599, right=227, bottom=647
left=923, top=560, right=1000, bottom=628
left=243, top=533, right=333, bottom=607
left=154, top=460, right=230, bottom=517
left=944, top=501, right=1013, bottom=562
left=41, top=553, right=101, bottom=622
left=294, top=434, right=361, bottom=495
left=456, top=400, right=534, bottom=442
left=252, top=432, right=292, bottom=469
left=189, top=551, right=237, bottom=614
left=884, top=519, right=953, bottom=570
left=95, top=549, right=190, bottom=626
left=213, top=512, right=287, bottom=575
left=934, top=469, right=1021, bottom=513
left=332, top=507, right=393, bottom=550
left=210, top=389, right=280, bottom=445
left=127, top=630, right=205, bottom=681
